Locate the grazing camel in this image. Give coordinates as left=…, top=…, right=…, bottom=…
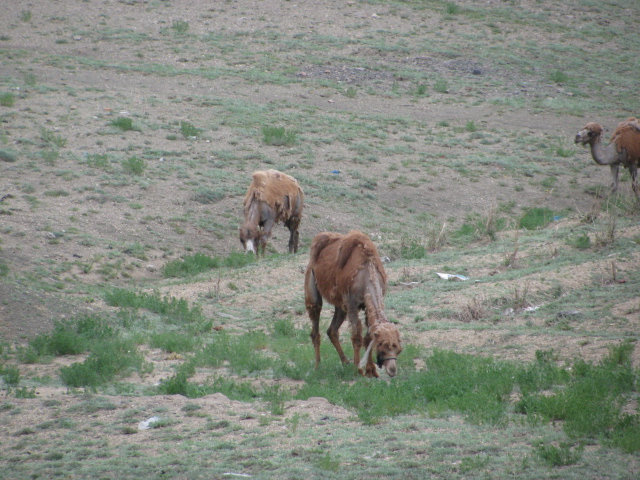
left=305, top=230, right=402, bottom=378
left=239, top=169, right=304, bottom=255
left=575, top=118, right=640, bottom=197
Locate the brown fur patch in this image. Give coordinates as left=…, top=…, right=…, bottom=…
left=583, top=122, right=603, bottom=136
left=612, top=120, right=640, bottom=161
left=243, top=170, right=304, bottom=223
left=309, top=230, right=387, bottom=302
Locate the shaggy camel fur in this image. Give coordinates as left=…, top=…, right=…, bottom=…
left=575, top=118, right=640, bottom=197
left=239, top=169, right=304, bottom=255
left=305, top=230, right=402, bottom=378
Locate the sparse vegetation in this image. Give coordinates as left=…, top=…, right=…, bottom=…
left=110, top=117, right=138, bottom=132
left=0, top=92, right=15, bottom=107
left=0, top=1, right=639, bottom=478
left=262, top=126, right=297, bottom=146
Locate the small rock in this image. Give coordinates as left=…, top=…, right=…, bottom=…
left=138, top=416, right=161, bottom=431
left=146, top=264, right=157, bottom=272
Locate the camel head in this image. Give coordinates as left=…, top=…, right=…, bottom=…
left=370, top=323, right=402, bottom=377
left=239, top=225, right=260, bottom=254
left=575, top=122, right=604, bottom=146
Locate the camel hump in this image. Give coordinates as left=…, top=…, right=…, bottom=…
left=244, top=169, right=304, bottom=212
left=336, top=230, right=379, bottom=270
left=309, top=232, right=341, bottom=265
left=612, top=119, right=640, bottom=159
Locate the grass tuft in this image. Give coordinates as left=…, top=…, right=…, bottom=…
left=262, top=126, right=297, bottom=146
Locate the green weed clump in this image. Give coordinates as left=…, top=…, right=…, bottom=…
left=121, top=156, right=145, bottom=175
left=262, top=126, right=297, bottom=146
left=172, top=19, right=189, bottom=34
left=104, top=289, right=205, bottom=325
left=0, top=92, right=15, bottom=107
left=150, top=331, right=198, bottom=353
left=110, top=116, right=137, bottom=132
left=518, top=207, right=555, bottom=230
left=0, top=149, right=18, bottom=162
left=298, top=349, right=515, bottom=425
left=59, top=338, right=149, bottom=387
left=191, top=187, right=225, bottom=204
left=180, top=120, right=199, bottom=138
left=399, top=237, right=427, bottom=259
left=19, top=316, right=115, bottom=363
left=1, top=365, right=20, bottom=386
left=516, top=342, right=639, bottom=450
left=536, top=442, right=583, bottom=467
left=162, top=252, right=254, bottom=277
left=39, top=128, right=67, bottom=147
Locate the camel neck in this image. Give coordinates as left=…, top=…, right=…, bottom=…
left=365, top=263, right=387, bottom=326
left=245, top=197, right=261, bottom=226
left=589, top=136, right=618, bottom=166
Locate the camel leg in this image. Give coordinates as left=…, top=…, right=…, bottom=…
left=260, top=217, right=275, bottom=256
left=305, top=270, right=323, bottom=368
left=362, top=310, right=378, bottom=378
left=629, top=163, right=639, bottom=199
left=610, top=164, right=620, bottom=194
left=344, top=304, right=366, bottom=375
left=285, top=215, right=301, bottom=253
left=327, top=308, right=349, bottom=365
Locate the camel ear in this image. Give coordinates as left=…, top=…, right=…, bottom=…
left=373, top=331, right=380, bottom=339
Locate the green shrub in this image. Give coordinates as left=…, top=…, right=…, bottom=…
left=172, top=19, right=189, bottom=34
left=192, top=187, right=225, bottom=204
left=20, top=316, right=115, bottom=363
left=180, top=121, right=199, bottom=138
left=536, top=442, right=583, bottom=467
left=1, top=365, right=20, bottom=386
left=110, top=116, right=137, bottom=131
left=572, top=232, right=591, bottom=249
left=444, top=2, right=460, bottom=15
left=610, top=415, right=640, bottom=453
left=433, top=78, right=449, bottom=94
left=516, top=342, right=637, bottom=441
left=0, top=149, right=18, bottom=162
left=104, top=289, right=204, bottom=324
left=262, top=126, right=297, bottom=146
left=163, top=252, right=254, bottom=278
left=40, top=128, right=67, bottom=147
left=59, top=339, right=148, bottom=387
left=40, top=149, right=60, bottom=165
left=550, top=70, right=569, bottom=84
left=121, top=156, right=145, bottom=175
left=415, top=84, right=428, bottom=96
left=399, top=238, right=427, bottom=259
left=150, top=332, right=197, bottom=353
left=518, top=207, right=555, bottom=230
left=162, top=253, right=221, bottom=277
left=85, top=153, right=110, bottom=169
left=0, top=92, right=15, bottom=107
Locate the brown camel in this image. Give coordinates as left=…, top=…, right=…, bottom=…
left=239, top=169, right=304, bottom=255
left=305, top=230, right=402, bottom=378
left=575, top=118, right=640, bottom=197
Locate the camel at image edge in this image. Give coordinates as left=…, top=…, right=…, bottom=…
left=239, top=169, right=304, bottom=255
left=305, top=230, right=403, bottom=378
left=575, top=117, right=640, bottom=197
